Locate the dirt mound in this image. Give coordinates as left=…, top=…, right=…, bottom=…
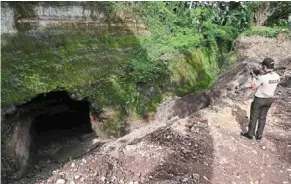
left=236, top=35, right=291, bottom=64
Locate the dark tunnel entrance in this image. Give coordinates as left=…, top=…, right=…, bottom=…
left=29, top=91, right=93, bottom=146
left=20, top=90, right=94, bottom=167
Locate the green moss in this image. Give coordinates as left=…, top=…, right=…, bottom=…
left=2, top=4, right=227, bottom=134
left=2, top=26, right=220, bottom=121
left=101, top=112, right=127, bottom=138
left=165, top=45, right=219, bottom=96
left=218, top=51, right=238, bottom=74
left=2, top=2, right=240, bottom=139
left=1, top=26, right=144, bottom=105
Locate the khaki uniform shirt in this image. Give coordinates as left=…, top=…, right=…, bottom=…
left=255, top=71, right=280, bottom=98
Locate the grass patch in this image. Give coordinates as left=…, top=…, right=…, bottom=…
left=241, top=26, right=290, bottom=38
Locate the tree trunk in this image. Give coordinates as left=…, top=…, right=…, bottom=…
left=253, top=2, right=276, bottom=26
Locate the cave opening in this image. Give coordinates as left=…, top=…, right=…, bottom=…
left=25, top=90, right=93, bottom=151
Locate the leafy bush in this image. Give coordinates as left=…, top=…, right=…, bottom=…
left=123, top=59, right=169, bottom=84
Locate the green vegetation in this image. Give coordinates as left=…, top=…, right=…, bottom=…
left=241, top=26, right=290, bottom=38
left=1, top=2, right=290, bottom=136
left=1, top=29, right=145, bottom=104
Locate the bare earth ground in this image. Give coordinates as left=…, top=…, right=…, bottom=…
left=12, top=36, right=291, bottom=184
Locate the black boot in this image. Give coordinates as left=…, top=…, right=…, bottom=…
left=240, top=132, right=253, bottom=139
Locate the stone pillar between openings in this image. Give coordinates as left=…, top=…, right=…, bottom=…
left=89, top=106, right=110, bottom=139
left=2, top=112, right=37, bottom=181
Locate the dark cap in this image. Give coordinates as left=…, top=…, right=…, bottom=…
left=260, top=57, right=275, bottom=69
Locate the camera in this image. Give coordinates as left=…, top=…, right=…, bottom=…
left=250, top=69, right=261, bottom=77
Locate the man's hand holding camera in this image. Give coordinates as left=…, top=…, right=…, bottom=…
left=250, top=69, right=261, bottom=78
left=250, top=69, right=261, bottom=84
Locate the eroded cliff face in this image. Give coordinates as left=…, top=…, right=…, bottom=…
left=2, top=33, right=290, bottom=184
left=5, top=35, right=290, bottom=184
left=2, top=2, right=291, bottom=184
left=1, top=2, right=146, bottom=35
left=1, top=2, right=148, bottom=105
left=1, top=2, right=148, bottom=181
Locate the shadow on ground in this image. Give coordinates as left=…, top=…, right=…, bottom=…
left=172, top=91, right=211, bottom=119
left=265, top=133, right=291, bottom=164
left=144, top=119, right=214, bottom=183
left=232, top=105, right=249, bottom=133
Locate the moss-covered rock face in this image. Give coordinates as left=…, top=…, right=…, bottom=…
left=1, top=2, right=221, bottom=119
left=1, top=27, right=145, bottom=104
left=166, top=46, right=219, bottom=96
left=1, top=2, right=147, bottom=105
left=1, top=3, right=224, bottom=179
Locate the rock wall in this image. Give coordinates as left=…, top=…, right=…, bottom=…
left=1, top=91, right=93, bottom=182
left=1, top=112, right=35, bottom=181
left=1, top=3, right=16, bottom=34
left=1, top=2, right=146, bottom=35
left=1, top=1, right=149, bottom=106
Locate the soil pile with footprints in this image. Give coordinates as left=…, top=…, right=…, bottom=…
left=10, top=36, right=291, bottom=184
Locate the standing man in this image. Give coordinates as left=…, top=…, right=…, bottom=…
left=241, top=57, right=280, bottom=140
